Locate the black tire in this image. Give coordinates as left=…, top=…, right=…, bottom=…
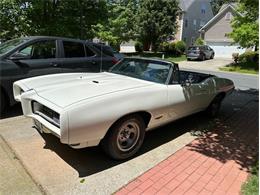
left=101, top=114, right=145, bottom=160
left=205, top=94, right=224, bottom=118
left=0, top=89, right=8, bottom=114
left=201, top=54, right=206, bottom=61
left=210, top=54, right=214, bottom=59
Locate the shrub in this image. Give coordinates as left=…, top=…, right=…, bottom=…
left=135, top=41, right=143, bottom=53
left=168, top=42, right=176, bottom=54
left=238, top=51, right=259, bottom=63
left=159, top=41, right=184, bottom=56
left=159, top=42, right=169, bottom=52
left=195, top=37, right=205, bottom=46
left=175, top=41, right=186, bottom=54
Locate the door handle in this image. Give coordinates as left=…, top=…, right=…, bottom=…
left=50, top=62, right=58, bottom=67
left=91, top=61, right=96, bottom=64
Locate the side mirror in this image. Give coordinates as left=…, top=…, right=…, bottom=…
left=8, top=53, right=31, bottom=61
left=181, top=80, right=192, bottom=87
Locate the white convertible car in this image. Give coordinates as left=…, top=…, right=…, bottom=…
left=13, top=58, right=234, bottom=159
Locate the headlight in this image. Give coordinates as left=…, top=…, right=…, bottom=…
left=32, top=101, right=60, bottom=127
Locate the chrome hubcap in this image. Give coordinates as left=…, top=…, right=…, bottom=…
left=117, top=121, right=140, bottom=152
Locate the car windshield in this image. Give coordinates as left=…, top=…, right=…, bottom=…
left=188, top=46, right=200, bottom=50
left=0, top=38, right=27, bottom=55
left=109, top=58, right=171, bottom=84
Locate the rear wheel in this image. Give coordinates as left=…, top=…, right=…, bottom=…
left=201, top=54, right=206, bottom=61
left=206, top=94, right=224, bottom=117
left=101, top=115, right=145, bottom=160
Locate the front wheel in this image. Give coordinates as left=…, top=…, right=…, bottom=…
left=101, top=115, right=145, bottom=160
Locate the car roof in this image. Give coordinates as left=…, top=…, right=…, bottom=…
left=23, top=36, right=93, bottom=44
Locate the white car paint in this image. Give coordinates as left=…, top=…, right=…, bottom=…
left=13, top=66, right=234, bottom=149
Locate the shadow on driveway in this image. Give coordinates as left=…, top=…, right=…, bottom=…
left=38, top=89, right=258, bottom=177
left=40, top=112, right=210, bottom=177
left=187, top=88, right=259, bottom=172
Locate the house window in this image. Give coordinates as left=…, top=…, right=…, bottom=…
left=225, top=12, right=232, bottom=21
left=200, top=20, right=205, bottom=27
left=201, top=3, right=206, bottom=14
left=193, top=19, right=197, bottom=25
left=185, top=19, right=188, bottom=27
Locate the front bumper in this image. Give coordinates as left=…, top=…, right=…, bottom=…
left=33, top=118, right=61, bottom=138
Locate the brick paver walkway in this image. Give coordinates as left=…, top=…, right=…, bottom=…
left=116, top=96, right=258, bottom=195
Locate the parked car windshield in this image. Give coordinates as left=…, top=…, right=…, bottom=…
left=0, top=38, right=28, bottom=55
left=188, top=46, right=200, bottom=50
left=109, top=58, right=171, bottom=84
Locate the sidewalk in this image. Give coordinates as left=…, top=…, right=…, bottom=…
left=0, top=135, right=42, bottom=194
left=116, top=95, right=258, bottom=194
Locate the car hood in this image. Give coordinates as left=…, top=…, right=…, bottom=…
left=21, top=72, right=153, bottom=108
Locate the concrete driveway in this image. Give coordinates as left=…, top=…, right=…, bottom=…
left=0, top=88, right=258, bottom=194
left=178, top=58, right=233, bottom=72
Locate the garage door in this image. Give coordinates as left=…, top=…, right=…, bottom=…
left=207, top=42, right=246, bottom=58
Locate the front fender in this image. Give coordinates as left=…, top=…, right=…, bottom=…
left=66, top=85, right=168, bottom=145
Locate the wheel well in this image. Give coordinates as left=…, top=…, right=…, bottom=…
left=114, top=111, right=152, bottom=128
left=0, top=86, right=9, bottom=104
left=216, top=92, right=226, bottom=101
left=102, top=111, right=152, bottom=141
left=135, top=111, right=152, bottom=127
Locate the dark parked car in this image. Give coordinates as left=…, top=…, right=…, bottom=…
left=0, top=36, right=118, bottom=113
left=92, top=43, right=125, bottom=61
left=186, top=45, right=215, bottom=61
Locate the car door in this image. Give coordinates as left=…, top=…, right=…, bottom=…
left=167, top=67, right=212, bottom=120
left=60, top=41, right=100, bottom=73
left=166, top=66, right=197, bottom=120
left=8, top=39, right=62, bottom=78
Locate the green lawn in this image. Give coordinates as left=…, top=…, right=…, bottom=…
left=219, top=62, right=259, bottom=74
left=242, top=161, right=259, bottom=195
left=126, top=52, right=186, bottom=63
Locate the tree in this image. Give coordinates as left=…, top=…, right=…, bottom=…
left=136, top=0, right=179, bottom=51
left=195, top=37, right=205, bottom=46
left=24, top=0, right=107, bottom=39
left=93, top=0, right=138, bottom=48
left=229, top=0, right=259, bottom=49
left=0, top=0, right=108, bottom=40
left=0, top=0, right=26, bottom=40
